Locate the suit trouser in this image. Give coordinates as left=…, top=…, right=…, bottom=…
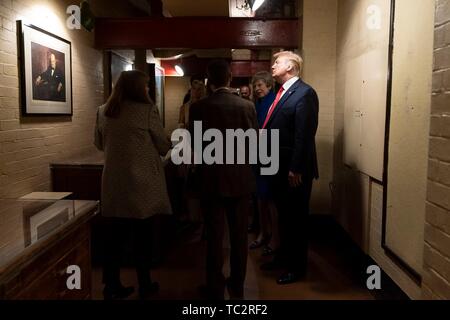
left=203, top=195, right=250, bottom=299
left=273, top=178, right=313, bottom=273
left=102, top=217, right=153, bottom=287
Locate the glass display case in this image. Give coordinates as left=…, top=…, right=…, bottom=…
left=0, top=196, right=98, bottom=299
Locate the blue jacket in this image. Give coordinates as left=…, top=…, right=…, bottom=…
left=255, top=90, right=276, bottom=128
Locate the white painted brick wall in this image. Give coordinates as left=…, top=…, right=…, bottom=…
left=0, top=0, right=107, bottom=199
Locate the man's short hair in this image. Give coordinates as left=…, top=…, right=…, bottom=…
left=274, top=51, right=303, bottom=76
left=207, top=59, right=231, bottom=88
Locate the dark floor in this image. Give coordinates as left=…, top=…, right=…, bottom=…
left=91, top=215, right=408, bottom=300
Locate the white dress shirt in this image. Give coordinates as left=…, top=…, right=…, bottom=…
left=280, top=76, right=299, bottom=99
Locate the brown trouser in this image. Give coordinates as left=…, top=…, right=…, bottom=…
left=203, top=195, right=250, bottom=299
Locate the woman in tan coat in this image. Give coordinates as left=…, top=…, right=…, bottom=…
left=94, top=70, right=172, bottom=300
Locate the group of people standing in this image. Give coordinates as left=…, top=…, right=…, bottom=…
left=94, top=50, right=319, bottom=300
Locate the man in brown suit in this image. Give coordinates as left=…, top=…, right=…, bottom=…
left=189, top=60, right=258, bottom=300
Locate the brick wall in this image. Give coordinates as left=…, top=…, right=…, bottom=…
left=422, top=0, right=450, bottom=300
left=0, top=0, right=137, bottom=199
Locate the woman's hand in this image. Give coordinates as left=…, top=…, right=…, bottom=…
left=288, top=171, right=302, bottom=188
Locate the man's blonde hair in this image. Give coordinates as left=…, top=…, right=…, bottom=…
left=274, top=51, right=303, bottom=76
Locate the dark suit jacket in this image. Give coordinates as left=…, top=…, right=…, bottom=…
left=189, top=88, right=258, bottom=197
left=266, top=79, right=319, bottom=184
left=36, top=67, right=65, bottom=101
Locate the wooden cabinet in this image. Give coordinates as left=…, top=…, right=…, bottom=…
left=50, top=154, right=176, bottom=268
left=0, top=201, right=98, bottom=300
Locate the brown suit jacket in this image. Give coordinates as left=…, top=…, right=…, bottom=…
left=188, top=88, right=258, bottom=198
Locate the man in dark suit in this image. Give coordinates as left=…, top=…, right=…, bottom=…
left=260, top=51, right=319, bottom=285
left=34, top=53, right=65, bottom=101
left=189, top=60, right=258, bottom=299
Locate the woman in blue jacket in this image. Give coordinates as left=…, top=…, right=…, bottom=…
left=249, top=71, right=280, bottom=257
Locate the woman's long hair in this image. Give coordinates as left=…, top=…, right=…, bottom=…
left=104, top=70, right=152, bottom=118
left=189, top=80, right=206, bottom=103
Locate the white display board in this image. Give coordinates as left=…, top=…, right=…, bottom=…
left=342, top=0, right=391, bottom=182
left=385, top=0, right=434, bottom=276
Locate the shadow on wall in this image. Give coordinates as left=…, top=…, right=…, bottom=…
left=331, top=129, right=367, bottom=249
left=20, top=116, right=72, bottom=125
left=310, top=138, right=333, bottom=215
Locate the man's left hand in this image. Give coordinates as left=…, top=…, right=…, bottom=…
left=288, top=171, right=302, bottom=188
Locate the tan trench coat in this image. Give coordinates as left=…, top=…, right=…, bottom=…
left=94, top=100, right=172, bottom=219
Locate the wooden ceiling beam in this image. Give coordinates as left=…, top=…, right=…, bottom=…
left=95, top=17, right=300, bottom=49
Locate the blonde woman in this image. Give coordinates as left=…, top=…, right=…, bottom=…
left=249, top=71, right=280, bottom=257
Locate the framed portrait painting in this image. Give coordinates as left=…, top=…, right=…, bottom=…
left=18, top=21, right=72, bottom=116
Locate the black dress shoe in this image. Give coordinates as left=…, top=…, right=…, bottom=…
left=103, top=285, right=135, bottom=300
left=139, top=282, right=159, bottom=299
left=276, top=272, right=305, bottom=285
left=260, top=259, right=283, bottom=271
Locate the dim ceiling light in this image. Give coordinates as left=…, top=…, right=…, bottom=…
left=175, top=65, right=184, bottom=76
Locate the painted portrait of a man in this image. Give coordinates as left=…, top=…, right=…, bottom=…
left=31, top=42, right=66, bottom=102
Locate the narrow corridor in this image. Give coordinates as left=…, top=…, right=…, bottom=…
left=91, top=217, right=407, bottom=300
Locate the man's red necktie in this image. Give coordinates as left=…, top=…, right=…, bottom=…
left=262, top=86, right=285, bottom=129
